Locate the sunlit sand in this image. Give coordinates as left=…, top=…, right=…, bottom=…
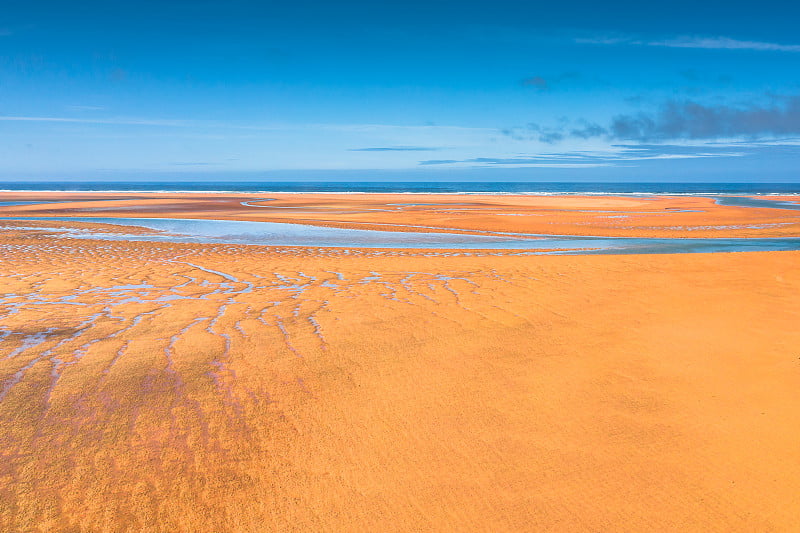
left=1, top=193, right=799, bottom=531
left=2, top=191, right=800, bottom=238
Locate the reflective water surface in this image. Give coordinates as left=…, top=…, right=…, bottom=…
left=2, top=216, right=800, bottom=254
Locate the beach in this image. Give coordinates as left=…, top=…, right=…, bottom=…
left=2, top=191, right=800, bottom=239
left=1, top=193, right=799, bottom=531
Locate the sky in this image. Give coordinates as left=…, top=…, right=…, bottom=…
left=2, top=0, right=800, bottom=182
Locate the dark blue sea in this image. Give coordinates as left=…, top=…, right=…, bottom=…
left=1, top=181, right=800, bottom=194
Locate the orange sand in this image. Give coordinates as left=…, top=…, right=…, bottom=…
left=0, top=196, right=799, bottom=531
left=2, top=191, right=800, bottom=238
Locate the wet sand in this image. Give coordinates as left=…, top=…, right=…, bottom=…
left=2, top=191, right=800, bottom=238
left=1, top=195, right=799, bottom=531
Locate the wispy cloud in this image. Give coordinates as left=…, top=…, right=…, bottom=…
left=420, top=159, right=612, bottom=168
left=574, top=36, right=630, bottom=45
left=66, top=105, right=107, bottom=112
left=0, top=115, right=192, bottom=127
left=349, top=146, right=442, bottom=152
left=0, top=115, right=492, bottom=137
left=577, top=34, right=800, bottom=53
left=420, top=144, right=745, bottom=167
left=418, top=159, right=460, bottom=165
left=652, top=36, right=800, bottom=52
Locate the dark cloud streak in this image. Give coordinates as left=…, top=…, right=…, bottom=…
left=610, top=96, right=800, bottom=141
left=503, top=95, right=800, bottom=143
left=418, top=144, right=776, bottom=167
left=520, top=72, right=580, bottom=91
left=521, top=76, right=549, bottom=89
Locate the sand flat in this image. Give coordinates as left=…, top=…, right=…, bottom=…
left=2, top=192, right=800, bottom=238
left=0, top=194, right=799, bottom=531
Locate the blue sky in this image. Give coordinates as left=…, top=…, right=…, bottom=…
left=2, top=0, right=800, bottom=181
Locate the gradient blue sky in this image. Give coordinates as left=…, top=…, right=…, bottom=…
left=2, top=0, right=800, bottom=181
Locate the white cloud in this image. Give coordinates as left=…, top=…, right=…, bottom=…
left=577, top=34, right=800, bottom=53
left=574, top=36, right=635, bottom=46
left=0, top=116, right=191, bottom=127
left=66, top=105, right=107, bottom=112
left=650, top=36, right=800, bottom=52
left=0, top=115, right=492, bottom=136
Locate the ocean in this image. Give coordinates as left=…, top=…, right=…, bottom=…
left=1, top=181, right=800, bottom=194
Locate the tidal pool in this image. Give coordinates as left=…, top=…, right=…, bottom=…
left=2, top=216, right=800, bottom=254
left=712, top=196, right=800, bottom=211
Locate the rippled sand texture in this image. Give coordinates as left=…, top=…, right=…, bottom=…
left=1, top=226, right=799, bottom=532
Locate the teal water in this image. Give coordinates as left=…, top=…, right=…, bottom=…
left=2, top=181, right=800, bottom=195
left=712, top=196, right=800, bottom=211
left=0, top=201, right=51, bottom=206
left=3, top=216, right=800, bottom=255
